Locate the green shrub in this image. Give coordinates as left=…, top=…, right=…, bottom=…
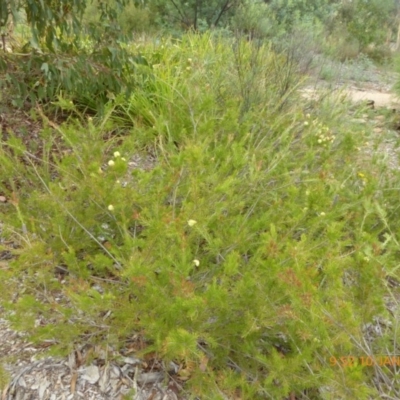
left=334, top=0, right=396, bottom=50
left=325, top=29, right=360, bottom=61
left=363, top=44, right=393, bottom=64
left=230, top=1, right=279, bottom=40
left=1, top=33, right=399, bottom=398
left=83, top=0, right=156, bottom=36
left=0, top=42, right=150, bottom=112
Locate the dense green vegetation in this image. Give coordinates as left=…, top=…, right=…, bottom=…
left=2, top=0, right=400, bottom=399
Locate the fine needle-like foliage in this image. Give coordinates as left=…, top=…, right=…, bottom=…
left=1, top=33, right=400, bottom=398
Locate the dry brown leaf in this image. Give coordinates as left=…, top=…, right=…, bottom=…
left=75, top=349, right=84, bottom=367
left=70, top=371, right=78, bottom=393
left=2, top=384, right=10, bottom=400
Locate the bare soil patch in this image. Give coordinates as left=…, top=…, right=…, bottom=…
left=302, top=85, right=400, bottom=108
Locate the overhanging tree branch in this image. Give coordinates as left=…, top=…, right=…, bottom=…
left=214, top=0, right=235, bottom=27
left=168, top=0, right=189, bottom=27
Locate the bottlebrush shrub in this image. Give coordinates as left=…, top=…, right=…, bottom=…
left=0, top=33, right=398, bottom=399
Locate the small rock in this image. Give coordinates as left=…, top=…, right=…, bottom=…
left=122, top=356, right=141, bottom=365
left=136, top=371, right=165, bottom=384
left=80, top=365, right=100, bottom=384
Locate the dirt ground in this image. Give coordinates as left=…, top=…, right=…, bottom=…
left=303, top=60, right=400, bottom=108
left=301, top=83, right=400, bottom=109
left=342, top=88, right=399, bottom=107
